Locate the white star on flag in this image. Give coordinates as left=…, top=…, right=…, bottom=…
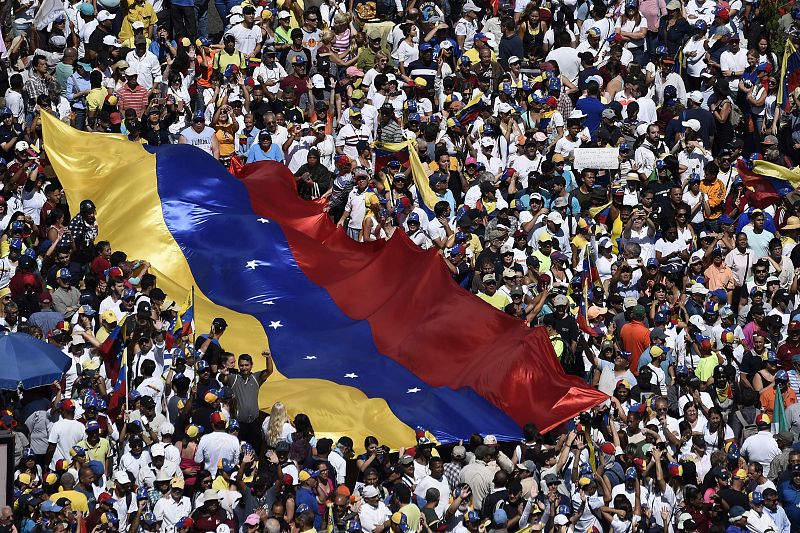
left=344, top=373, right=358, bottom=378
left=304, top=356, right=317, bottom=360
left=258, top=218, right=270, bottom=223
left=246, top=260, right=258, bottom=270
left=407, top=388, right=421, bottom=394
left=269, top=321, right=283, bottom=330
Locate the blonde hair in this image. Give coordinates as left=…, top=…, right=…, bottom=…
left=333, top=12, right=350, bottom=26
left=265, top=401, right=289, bottom=446
left=321, top=30, right=336, bottom=45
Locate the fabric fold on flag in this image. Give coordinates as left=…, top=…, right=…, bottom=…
left=42, top=112, right=607, bottom=444
left=737, top=159, right=796, bottom=208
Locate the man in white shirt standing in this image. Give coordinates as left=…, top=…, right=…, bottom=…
left=414, top=457, right=451, bottom=518
left=125, top=35, right=162, bottom=89
left=45, top=399, right=86, bottom=469
left=153, top=477, right=192, bottom=533
left=741, top=414, right=781, bottom=470
left=455, top=1, right=480, bottom=51
left=194, top=412, right=239, bottom=476
left=227, top=6, right=262, bottom=57
left=720, top=34, right=747, bottom=92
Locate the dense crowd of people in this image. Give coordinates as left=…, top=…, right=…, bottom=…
left=1, top=0, right=800, bottom=531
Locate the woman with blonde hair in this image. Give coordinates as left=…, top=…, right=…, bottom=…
left=262, top=401, right=295, bottom=447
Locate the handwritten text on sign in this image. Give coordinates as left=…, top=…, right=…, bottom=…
left=573, top=148, right=620, bottom=170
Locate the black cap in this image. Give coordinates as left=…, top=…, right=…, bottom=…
left=140, top=396, right=155, bottom=408
left=137, top=301, right=151, bottom=316
left=212, top=317, right=228, bottom=330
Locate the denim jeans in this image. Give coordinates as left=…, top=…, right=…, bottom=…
left=214, top=0, right=240, bottom=29
left=194, top=0, right=209, bottom=40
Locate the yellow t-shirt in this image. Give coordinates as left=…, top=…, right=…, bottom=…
left=119, top=0, right=158, bottom=41
left=696, top=355, right=719, bottom=383
left=464, top=47, right=497, bottom=65
left=86, top=88, right=107, bottom=113
left=477, top=291, right=510, bottom=310
left=50, top=490, right=89, bottom=515
left=77, top=437, right=111, bottom=463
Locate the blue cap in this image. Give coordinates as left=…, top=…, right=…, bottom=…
left=677, top=364, right=689, bottom=374
left=767, top=352, right=779, bottom=363
left=689, top=173, right=701, bottom=184
left=625, top=467, right=637, bottom=479
left=777, top=369, right=789, bottom=381
left=647, top=258, right=658, bottom=267
left=88, top=460, right=105, bottom=476
left=484, top=124, right=495, bottom=135
left=557, top=504, right=570, bottom=516
left=429, top=172, right=446, bottom=186
left=78, top=2, right=94, bottom=15
left=10, top=221, right=25, bottom=232
left=197, top=359, right=210, bottom=371
left=493, top=509, right=508, bottom=525
left=656, top=160, right=667, bottom=170
left=466, top=511, right=481, bottom=524
left=619, top=143, right=630, bottom=152
left=8, top=237, right=22, bottom=250
left=387, top=159, right=401, bottom=168
left=501, top=82, right=512, bottom=95
left=407, top=112, right=421, bottom=123
left=142, top=513, right=158, bottom=526
left=579, top=463, right=593, bottom=475
left=407, top=212, right=420, bottom=223
left=752, top=491, right=764, bottom=504
left=419, top=42, right=433, bottom=52
left=695, top=19, right=707, bottom=30
left=0, top=107, right=11, bottom=117
left=122, top=288, right=136, bottom=300
left=460, top=55, right=471, bottom=64
left=473, top=32, right=488, bottom=42
left=228, top=418, right=239, bottom=430
left=347, top=519, right=362, bottom=533
left=719, top=214, right=734, bottom=225
left=221, top=458, right=237, bottom=473
left=655, top=45, right=668, bottom=55
left=192, top=110, right=205, bottom=121
left=548, top=79, right=562, bottom=92
left=136, top=487, right=149, bottom=500
left=727, top=443, right=740, bottom=460
left=655, top=312, right=669, bottom=323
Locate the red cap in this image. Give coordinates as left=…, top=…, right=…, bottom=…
left=109, top=112, right=122, bottom=125
left=336, top=155, right=351, bottom=165
left=539, top=62, right=555, bottom=72
left=210, top=412, right=226, bottom=425
left=789, top=320, right=800, bottom=332
left=98, top=492, right=114, bottom=503
left=600, top=442, right=616, bottom=455
left=39, top=292, right=52, bottom=304
left=55, top=459, right=69, bottom=471
left=282, top=474, right=293, bottom=485
left=60, top=399, right=75, bottom=411
left=546, top=96, right=558, bottom=108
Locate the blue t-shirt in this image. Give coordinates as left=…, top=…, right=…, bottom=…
left=247, top=143, right=285, bottom=163
left=296, top=486, right=321, bottom=529
left=575, top=96, right=606, bottom=134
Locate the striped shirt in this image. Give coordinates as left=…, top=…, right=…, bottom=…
left=335, top=123, right=372, bottom=160
left=116, top=83, right=149, bottom=118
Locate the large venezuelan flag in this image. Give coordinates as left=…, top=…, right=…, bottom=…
left=42, top=113, right=607, bottom=447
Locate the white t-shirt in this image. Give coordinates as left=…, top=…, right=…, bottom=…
left=48, top=418, right=86, bottom=469
left=228, top=23, right=262, bottom=55
left=720, top=49, right=748, bottom=91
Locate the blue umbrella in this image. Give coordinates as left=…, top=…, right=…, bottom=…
left=0, top=332, right=71, bottom=390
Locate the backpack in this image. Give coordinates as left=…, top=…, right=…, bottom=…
left=734, top=411, right=757, bottom=441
